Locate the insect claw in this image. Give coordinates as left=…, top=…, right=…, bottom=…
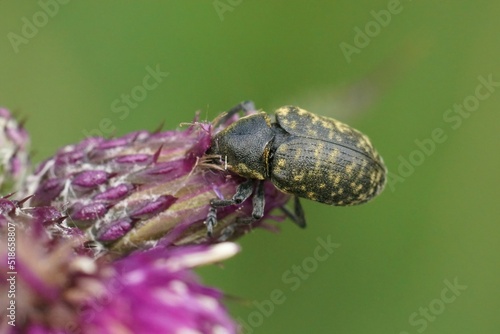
left=205, top=207, right=218, bottom=237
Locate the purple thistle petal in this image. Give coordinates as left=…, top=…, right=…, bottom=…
left=0, top=203, right=239, bottom=333
left=85, top=244, right=239, bottom=334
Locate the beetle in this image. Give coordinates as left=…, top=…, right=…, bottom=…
left=205, top=101, right=386, bottom=236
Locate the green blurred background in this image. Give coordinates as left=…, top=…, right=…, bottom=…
left=1, top=1, right=499, bottom=333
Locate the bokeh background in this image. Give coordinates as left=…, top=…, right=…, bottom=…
left=1, top=1, right=499, bottom=333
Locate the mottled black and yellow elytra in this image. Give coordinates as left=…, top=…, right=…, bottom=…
left=205, top=102, right=386, bottom=236
left=270, top=106, right=386, bottom=205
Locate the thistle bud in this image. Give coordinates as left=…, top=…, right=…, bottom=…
left=0, top=197, right=239, bottom=333
left=24, top=113, right=290, bottom=256
left=0, top=108, right=30, bottom=194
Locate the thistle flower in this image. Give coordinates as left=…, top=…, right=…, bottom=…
left=1, top=106, right=293, bottom=333
left=0, top=108, right=30, bottom=194
left=0, top=197, right=240, bottom=334
left=23, top=112, right=291, bottom=256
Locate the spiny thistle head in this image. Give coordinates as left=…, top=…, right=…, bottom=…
left=0, top=108, right=30, bottom=194
left=0, top=105, right=295, bottom=334
left=23, top=112, right=291, bottom=256
left=0, top=196, right=240, bottom=333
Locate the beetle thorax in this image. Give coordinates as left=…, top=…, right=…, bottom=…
left=210, top=113, right=275, bottom=180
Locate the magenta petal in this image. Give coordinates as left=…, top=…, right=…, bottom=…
left=84, top=246, right=238, bottom=334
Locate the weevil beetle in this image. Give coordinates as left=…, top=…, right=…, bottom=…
left=205, top=101, right=386, bottom=236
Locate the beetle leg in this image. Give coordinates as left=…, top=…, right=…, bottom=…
left=214, top=101, right=256, bottom=127
left=251, top=180, right=265, bottom=220
left=227, top=100, right=256, bottom=117
left=218, top=224, right=235, bottom=241
left=280, top=196, right=307, bottom=228
left=232, top=178, right=256, bottom=204
left=205, top=179, right=255, bottom=236
left=237, top=180, right=265, bottom=225
left=293, top=196, right=306, bottom=227
left=205, top=207, right=218, bottom=237
left=211, top=179, right=254, bottom=207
